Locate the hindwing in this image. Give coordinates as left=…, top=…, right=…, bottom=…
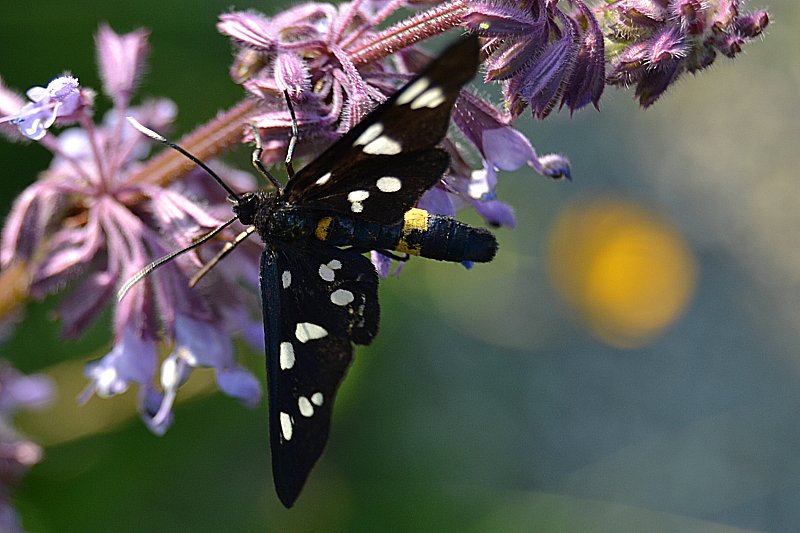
left=259, top=239, right=379, bottom=507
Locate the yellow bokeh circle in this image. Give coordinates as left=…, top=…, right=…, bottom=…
left=548, top=198, right=697, bottom=348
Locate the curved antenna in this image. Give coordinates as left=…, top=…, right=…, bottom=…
left=126, top=117, right=241, bottom=200
left=117, top=217, right=237, bottom=301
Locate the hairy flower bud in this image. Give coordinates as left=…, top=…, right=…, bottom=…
left=605, top=0, right=769, bottom=106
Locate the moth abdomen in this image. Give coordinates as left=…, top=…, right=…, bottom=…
left=396, top=209, right=497, bottom=263
left=313, top=208, right=497, bottom=263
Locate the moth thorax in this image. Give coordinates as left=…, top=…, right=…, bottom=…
left=265, top=205, right=316, bottom=240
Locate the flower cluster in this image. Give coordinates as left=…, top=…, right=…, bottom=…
left=603, top=0, right=770, bottom=106
left=0, top=0, right=771, bottom=439
left=465, top=0, right=605, bottom=118
left=217, top=2, right=570, bottom=237
left=0, top=26, right=263, bottom=434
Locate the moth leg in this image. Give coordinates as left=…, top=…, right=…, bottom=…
left=250, top=124, right=283, bottom=192
left=282, top=90, right=299, bottom=180
left=189, top=225, right=257, bottom=287
left=342, top=247, right=410, bottom=262
left=377, top=249, right=410, bottom=262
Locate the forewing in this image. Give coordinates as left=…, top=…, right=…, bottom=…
left=259, top=240, right=379, bottom=507
left=282, top=35, right=480, bottom=225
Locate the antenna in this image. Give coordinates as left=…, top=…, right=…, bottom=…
left=121, top=105, right=298, bottom=298
left=126, top=117, right=241, bottom=200
left=117, top=217, right=237, bottom=301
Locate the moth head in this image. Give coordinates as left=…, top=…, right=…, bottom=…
left=231, top=191, right=275, bottom=226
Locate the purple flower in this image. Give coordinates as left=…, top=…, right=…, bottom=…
left=0, top=76, right=85, bottom=140
left=0, top=361, right=54, bottom=533
left=604, top=0, right=770, bottom=106
left=453, top=90, right=571, bottom=179
left=1, top=25, right=262, bottom=433
left=442, top=89, right=572, bottom=229
left=0, top=362, right=54, bottom=414
left=153, top=315, right=261, bottom=430
left=81, top=326, right=157, bottom=399
left=217, top=2, right=564, bottom=269
left=465, top=0, right=605, bottom=118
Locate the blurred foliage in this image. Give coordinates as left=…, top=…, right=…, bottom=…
left=2, top=1, right=800, bottom=532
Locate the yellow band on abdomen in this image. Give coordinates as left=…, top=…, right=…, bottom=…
left=396, top=208, right=429, bottom=255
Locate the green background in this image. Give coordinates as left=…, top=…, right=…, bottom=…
left=2, top=1, right=800, bottom=531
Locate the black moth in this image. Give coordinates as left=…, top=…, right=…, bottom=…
left=125, top=34, right=496, bottom=508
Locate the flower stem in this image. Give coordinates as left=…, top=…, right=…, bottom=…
left=346, top=0, right=468, bottom=67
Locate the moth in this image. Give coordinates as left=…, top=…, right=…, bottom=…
left=124, top=34, right=496, bottom=507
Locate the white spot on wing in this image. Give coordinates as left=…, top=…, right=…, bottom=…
left=282, top=270, right=291, bottom=289
left=348, top=190, right=370, bottom=213
left=319, top=264, right=335, bottom=281
left=311, top=392, right=324, bottom=406
left=279, top=342, right=295, bottom=370
left=315, top=171, right=332, bottom=186
left=280, top=412, right=293, bottom=441
left=376, top=176, right=402, bottom=193
left=396, top=77, right=430, bottom=106
left=362, top=135, right=402, bottom=155
left=298, top=396, right=314, bottom=417
left=295, top=322, right=328, bottom=343
left=410, top=86, right=446, bottom=109
left=354, top=123, right=383, bottom=146
left=331, top=289, right=354, bottom=306
left=348, top=190, right=369, bottom=202
left=320, top=259, right=343, bottom=280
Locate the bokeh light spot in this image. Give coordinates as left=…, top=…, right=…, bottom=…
left=548, top=198, right=697, bottom=348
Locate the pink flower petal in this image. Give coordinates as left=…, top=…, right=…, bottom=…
left=95, top=24, right=150, bottom=106
left=217, top=11, right=277, bottom=50
left=56, top=271, right=116, bottom=338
